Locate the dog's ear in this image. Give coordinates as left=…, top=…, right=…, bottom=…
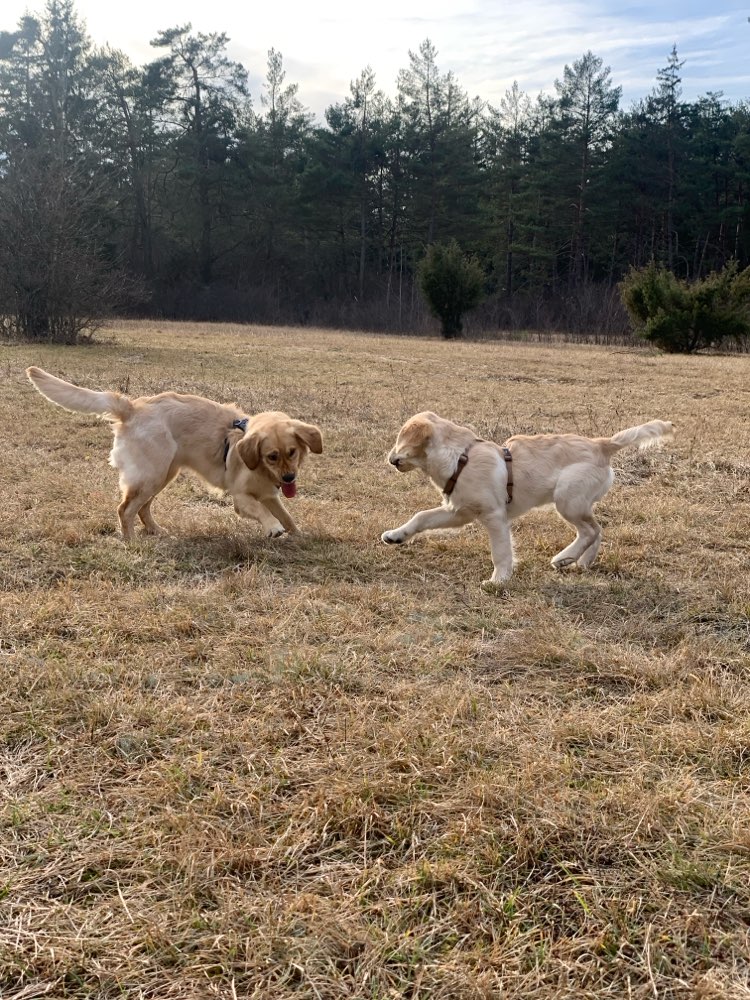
left=292, top=421, right=323, bottom=455
left=401, top=415, right=433, bottom=447
left=236, top=432, right=263, bottom=470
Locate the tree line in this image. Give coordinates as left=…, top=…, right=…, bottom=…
left=1, top=0, right=749, bottom=341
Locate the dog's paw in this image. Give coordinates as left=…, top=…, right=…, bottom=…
left=551, top=556, right=576, bottom=570
left=266, top=524, right=286, bottom=538
left=381, top=530, right=405, bottom=545
left=141, top=524, right=167, bottom=537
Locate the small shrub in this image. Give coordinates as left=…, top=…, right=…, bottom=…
left=620, top=260, right=750, bottom=353
left=418, top=240, right=485, bottom=339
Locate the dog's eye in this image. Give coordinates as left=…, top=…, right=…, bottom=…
left=267, top=452, right=279, bottom=463
left=288, top=447, right=296, bottom=457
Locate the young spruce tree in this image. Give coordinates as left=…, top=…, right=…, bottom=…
left=418, top=240, right=484, bottom=338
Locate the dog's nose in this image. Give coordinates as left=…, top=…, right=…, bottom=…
left=281, top=473, right=296, bottom=483
left=389, top=456, right=401, bottom=468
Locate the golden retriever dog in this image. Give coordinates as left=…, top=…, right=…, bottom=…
left=381, top=411, right=673, bottom=585
left=26, top=367, right=322, bottom=541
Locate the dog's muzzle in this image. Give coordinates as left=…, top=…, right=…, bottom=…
left=281, top=473, right=296, bottom=483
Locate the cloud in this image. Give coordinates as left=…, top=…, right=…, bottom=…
left=1, top=0, right=746, bottom=118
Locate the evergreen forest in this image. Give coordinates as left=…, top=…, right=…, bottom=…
left=2, top=0, right=749, bottom=339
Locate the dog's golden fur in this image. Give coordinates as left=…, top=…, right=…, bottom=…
left=26, top=367, right=322, bottom=541
left=382, top=411, right=674, bottom=585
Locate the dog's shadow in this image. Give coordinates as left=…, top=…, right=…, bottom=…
left=116, top=526, right=393, bottom=589
left=31, top=519, right=688, bottom=642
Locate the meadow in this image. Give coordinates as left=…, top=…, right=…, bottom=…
left=1, top=321, right=749, bottom=999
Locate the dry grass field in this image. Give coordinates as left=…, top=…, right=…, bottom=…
left=1, top=320, right=749, bottom=999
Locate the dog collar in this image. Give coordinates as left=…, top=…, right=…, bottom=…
left=442, top=441, right=514, bottom=504
left=223, top=417, right=249, bottom=464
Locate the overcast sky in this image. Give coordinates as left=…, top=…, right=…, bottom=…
left=3, top=0, right=749, bottom=117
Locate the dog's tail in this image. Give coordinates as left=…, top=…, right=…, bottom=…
left=26, top=367, right=134, bottom=422
left=608, top=420, right=674, bottom=452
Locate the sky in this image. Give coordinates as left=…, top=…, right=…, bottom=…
left=2, top=0, right=749, bottom=118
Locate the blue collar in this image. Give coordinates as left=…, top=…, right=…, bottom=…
left=223, top=417, right=248, bottom=464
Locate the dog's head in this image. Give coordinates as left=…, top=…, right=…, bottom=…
left=387, top=412, right=440, bottom=473
left=236, top=412, right=323, bottom=495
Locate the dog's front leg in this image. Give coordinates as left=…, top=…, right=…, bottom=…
left=234, top=496, right=287, bottom=537
left=262, top=495, right=300, bottom=535
left=381, top=505, right=475, bottom=544
left=479, top=510, right=514, bottom=584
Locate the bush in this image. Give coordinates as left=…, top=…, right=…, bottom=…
left=620, top=261, right=750, bottom=353
left=0, top=150, right=140, bottom=344
left=418, top=240, right=485, bottom=339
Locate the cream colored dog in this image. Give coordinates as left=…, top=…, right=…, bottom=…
left=382, top=411, right=673, bottom=585
left=27, top=367, right=322, bottom=541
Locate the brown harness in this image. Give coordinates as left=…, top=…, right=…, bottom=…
left=443, top=441, right=514, bottom=503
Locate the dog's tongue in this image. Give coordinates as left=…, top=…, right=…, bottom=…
left=281, top=481, right=297, bottom=499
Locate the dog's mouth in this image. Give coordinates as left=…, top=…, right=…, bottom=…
left=281, top=481, right=297, bottom=499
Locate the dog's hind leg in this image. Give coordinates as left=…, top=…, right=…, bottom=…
left=118, top=468, right=176, bottom=541
left=130, top=467, right=178, bottom=537
left=118, top=487, right=156, bottom=541
left=137, top=498, right=166, bottom=535
left=551, top=513, right=601, bottom=569
left=576, top=532, right=603, bottom=569
left=551, top=466, right=612, bottom=570
left=112, top=436, right=177, bottom=541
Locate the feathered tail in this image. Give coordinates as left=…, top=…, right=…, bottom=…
left=608, top=420, right=674, bottom=451
left=26, top=367, right=134, bottom=422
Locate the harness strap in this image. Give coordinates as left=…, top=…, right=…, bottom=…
left=501, top=446, right=513, bottom=503
left=223, top=417, right=249, bottom=464
left=443, top=446, right=472, bottom=496
left=443, top=440, right=514, bottom=504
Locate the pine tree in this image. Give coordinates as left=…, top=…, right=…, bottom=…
left=555, top=51, right=621, bottom=284
left=150, top=24, right=248, bottom=285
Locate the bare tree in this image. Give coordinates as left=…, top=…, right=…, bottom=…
left=0, top=151, right=138, bottom=343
